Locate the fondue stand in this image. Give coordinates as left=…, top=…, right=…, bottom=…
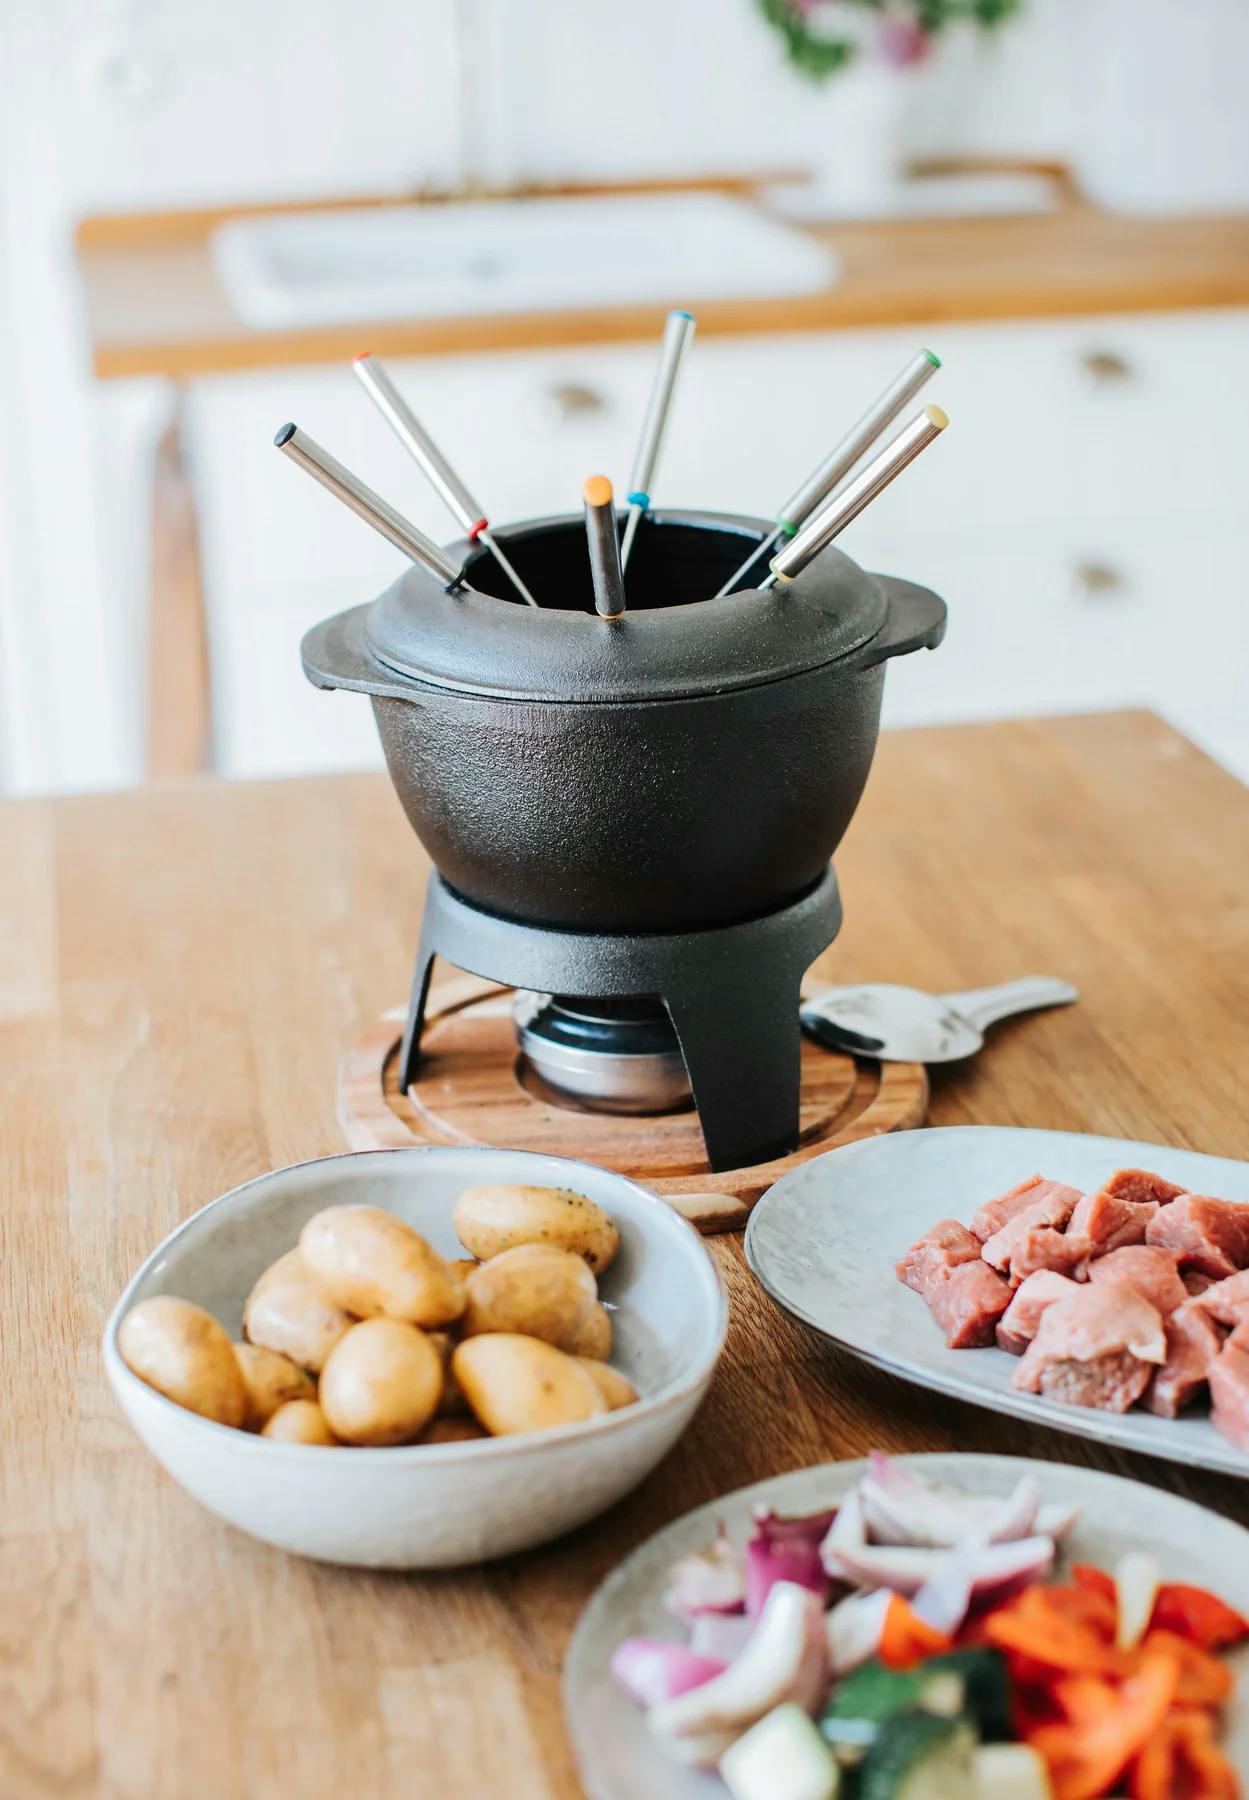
left=397, top=863, right=845, bottom=1172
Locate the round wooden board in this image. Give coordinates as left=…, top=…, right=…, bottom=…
left=338, top=980, right=928, bottom=1235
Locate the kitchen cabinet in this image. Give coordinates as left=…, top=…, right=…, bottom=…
left=187, top=308, right=1249, bottom=779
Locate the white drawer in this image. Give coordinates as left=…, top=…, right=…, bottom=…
left=187, top=345, right=666, bottom=597
left=675, top=311, right=1249, bottom=543
left=189, top=309, right=1249, bottom=613
left=878, top=517, right=1249, bottom=728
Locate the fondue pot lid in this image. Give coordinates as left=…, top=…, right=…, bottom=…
left=357, top=511, right=891, bottom=703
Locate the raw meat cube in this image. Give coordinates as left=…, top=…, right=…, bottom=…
left=1209, top=1342, right=1249, bottom=1454
left=981, top=1182, right=1082, bottom=1276
left=1191, top=1269, right=1249, bottom=1326
left=1183, top=1270, right=1217, bottom=1298
left=1014, top=1285, right=1166, bottom=1412
left=1147, top=1194, right=1249, bottom=1279
left=1067, top=1189, right=1159, bottom=1263
left=1228, top=1317, right=1249, bottom=1351
left=1032, top=1352, right=1154, bottom=1412
left=1102, top=1168, right=1185, bottom=1207
left=996, top=1271, right=1081, bottom=1356
left=970, top=1175, right=1046, bottom=1243
left=1086, top=1245, right=1188, bottom=1317
left=1010, top=1225, right=1092, bottom=1283
left=1146, top=1301, right=1222, bottom=1418
left=895, top=1219, right=982, bottom=1300
left=927, top=1260, right=1013, bottom=1349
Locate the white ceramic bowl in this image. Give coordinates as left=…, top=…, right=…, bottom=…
left=104, top=1147, right=726, bottom=1568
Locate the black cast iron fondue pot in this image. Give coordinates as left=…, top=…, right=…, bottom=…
left=300, top=510, right=947, bottom=933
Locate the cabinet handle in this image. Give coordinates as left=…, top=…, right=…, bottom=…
left=542, top=382, right=608, bottom=421
left=1079, top=349, right=1133, bottom=384
left=1074, top=560, right=1126, bottom=597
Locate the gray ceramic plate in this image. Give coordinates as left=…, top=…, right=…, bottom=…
left=745, top=1126, right=1249, bottom=1478
left=564, top=1453, right=1249, bottom=1800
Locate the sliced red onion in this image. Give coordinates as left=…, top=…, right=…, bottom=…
left=819, top=1489, right=866, bottom=1572
left=826, top=1534, right=1055, bottom=1600
left=861, top=1453, right=1042, bottom=1548
left=1114, top=1550, right=1161, bottom=1651
left=826, top=1587, right=892, bottom=1675
left=1035, top=1500, right=1081, bottom=1542
left=664, top=1526, right=747, bottom=1620
left=649, top=1583, right=828, bottom=1742
left=610, top=1639, right=728, bottom=1708
left=648, top=1725, right=738, bottom=1768
left=750, top=1504, right=838, bottom=1549
left=984, top=1475, right=1041, bottom=1544
left=744, top=1535, right=828, bottom=1618
left=910, top=1543, right=979, bottom=1634
left=689, top=1613, right=756, bottom=1662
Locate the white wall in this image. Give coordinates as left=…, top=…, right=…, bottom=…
left=492, top=0, right=1249, bottom=208
left=2, top=0, right=1249, bottom=792
left=0, top=0, right=462, bottom=793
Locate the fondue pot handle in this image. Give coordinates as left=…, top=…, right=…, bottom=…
left=854, top=576, right=947, bottom=668
left=301, top=605, right=416, bottom=702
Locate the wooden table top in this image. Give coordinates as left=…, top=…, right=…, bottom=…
left=6, top=708, right=1249, bottom=1797
left=76, top=183, right=1249, bottom=380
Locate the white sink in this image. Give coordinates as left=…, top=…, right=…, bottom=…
left=212, top=192, right=838, bottom=330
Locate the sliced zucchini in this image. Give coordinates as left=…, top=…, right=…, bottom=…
left=975, top=1742, right=1052, bottom=1799
left=856, top=1712, right=977, bottom=1800
left=821, top=1659, right=960, bottom=1748
left=719, top=1704, right=840, bottom=1800
left=923, top=1649, right=1011, bottom=1742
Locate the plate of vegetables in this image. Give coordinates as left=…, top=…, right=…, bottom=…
left=563, top=1452, right=1249, bottom=1799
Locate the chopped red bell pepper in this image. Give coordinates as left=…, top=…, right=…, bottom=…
left=878, top=1592, right=954, bottom=1669
left=984, top=1585, right=1126, bottom=1678
left=1151, top=1581, right=1249, bottom=1652
left=1071, top=1564, right=1116, bottom=1604
left=1128, top=1709, right=1240, bottom=1800
left=1137, top=1628, right=1233, bottom=1708
left=1026, top=1646, right=1180, bottom=1800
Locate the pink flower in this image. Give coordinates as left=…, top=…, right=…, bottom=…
left=877, top=13, right=933, bottom=66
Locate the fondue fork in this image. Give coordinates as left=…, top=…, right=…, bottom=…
left=620, top=309, right=696, bottom=570
left=762, top=403, right=948, bottom=590
left=715, top=348, right=941, bottom=597
left=583, top=476, right=627, bottom=620
left=274, top=423, right=464, bottom=589
left=352, top=354, right=539, bottom=608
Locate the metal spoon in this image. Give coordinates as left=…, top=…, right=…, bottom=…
left=800, top=976, right=1078, bottom=1063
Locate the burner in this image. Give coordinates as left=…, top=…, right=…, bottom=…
left=396, top=868, right=843, bottom=1171
left=513, top=993, right=692, bottom=1114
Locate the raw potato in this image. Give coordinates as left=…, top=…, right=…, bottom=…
left=575, top=1357, right=637, bottom=1410
left=319, top=1318, right=443, bottom=1446
left=461, top=1243, right=597, bottom=1349
left=261, top=1399, right=340, bottom=1445
left=453, top=1184, right=620, bottom=1273
left=300, top=1205, right=466, bottom=1327
left=421, top=1415, right=487, bottom=1445
left=118, top=1296, right=249, bottom=1428
left=564, top=1301, right=613, bottom=1361
left=233, top=1342, right=316, bottom=1429
left=243, top=1249, right=354, bottom=1373
left=453, top=1333, right=609, bottom=1436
